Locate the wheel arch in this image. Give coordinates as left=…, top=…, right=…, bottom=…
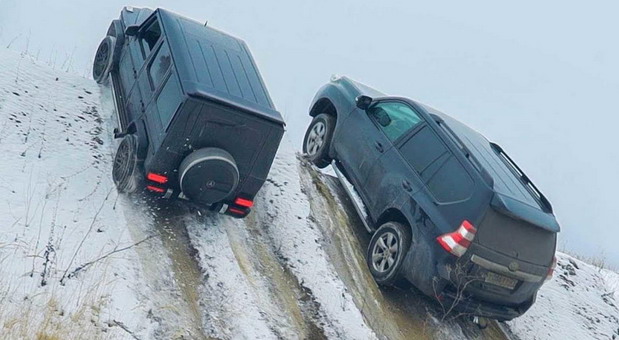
left=308, top=83, right=357, bottom=159
left=377, top=207, right=438, bottom=296
left=127, top=121, right=149, bottom=162
left=309, top=97, right=337, bottom=118
left=105, top=20, right=125, bottom=71
left=376, top=208, right=412, bottom=231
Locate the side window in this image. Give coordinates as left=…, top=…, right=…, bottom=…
left=426, top=156, right=474, bottom=202
left=367, top=101, right=423, bottom=142
left=140, top=20, right=162, bottom=56
left=148, top=42, right=172, bottom=89
left=399, top=126, right=473, bottom=202
left=399, top=126, right=448, bottom=180
left=156, top=75, right=182, bottom=130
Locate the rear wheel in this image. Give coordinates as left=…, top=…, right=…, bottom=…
left=367, top=222, right=412, bottom=287
left=112, top=134, right=142, bottom=193
left=93, top=36, right=116, bottom=84
left=303, top=113, right=335, bottom=168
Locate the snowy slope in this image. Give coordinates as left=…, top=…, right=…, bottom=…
left=0, top=49, right=154, bottom=338
left=505, top=254, right=619, bottom=340
left=0, top=47, right=616, bottom=340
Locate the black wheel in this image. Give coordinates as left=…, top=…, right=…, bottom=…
left=93, top=36, right=116, bottom=84
left=302, top=113, right=335, bottom=168
left=112, top=134, right=142, bottom=193
left=367, top=221, right=412, bottom=287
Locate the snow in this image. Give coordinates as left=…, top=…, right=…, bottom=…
left=0, top=47, right=617, bottom=340
left=0, top=49, right=152, bottom=338
left=505, top=253, right=619, bottom=340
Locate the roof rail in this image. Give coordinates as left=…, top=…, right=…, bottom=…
left=431, top=114, right=494, bottom=188
left=489, top=143, right=553, bottom=213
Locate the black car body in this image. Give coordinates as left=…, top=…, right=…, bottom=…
left=94, top=7, right=284, bottom=217
left=303, top=76, right=559, bottom=321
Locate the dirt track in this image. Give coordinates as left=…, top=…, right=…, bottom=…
left=121, top=152, right=511, bottom=339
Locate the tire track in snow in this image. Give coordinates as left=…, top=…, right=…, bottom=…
left=120, top=198, right=212, bottom=340
left=300, top=158, right=510, bottom=340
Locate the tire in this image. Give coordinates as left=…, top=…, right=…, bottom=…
left=93, top=36, right=116, bottom=84
left=367, top=221, right=412, bottom=287
left=302, top=113, right=335, bottom=168
left=179, top=148, right=239, bottom=205
left=112, top=134, right=142, bottom=193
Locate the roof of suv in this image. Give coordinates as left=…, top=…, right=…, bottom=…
left=158, top=9, right=284, bottom=124
left=345, top=77, right=546, bottom=212
left=419, top=104, right=544, bottom=210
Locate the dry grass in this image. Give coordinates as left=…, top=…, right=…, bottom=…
left=0, top=245, right=121, bottom=340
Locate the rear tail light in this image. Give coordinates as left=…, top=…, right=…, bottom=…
left=146, top=185, right=165, bottom=193
left=234, top=197, right=253, bottom=208
left=545, top=256, right=557, bottom=282
left=147, top=172, right=168, bottom=184
left=436, top=220, right=477, bottom=257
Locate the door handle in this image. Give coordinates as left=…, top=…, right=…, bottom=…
left=374, top=141, right=384, bottom=153
left=402, top=180, right=412, bottom=192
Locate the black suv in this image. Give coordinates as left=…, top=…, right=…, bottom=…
left=303, top=76, right=559, bottom=321
left=93, top=7, right=284, bottom=217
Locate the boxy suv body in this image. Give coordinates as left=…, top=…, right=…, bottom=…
left=93, top=7, right=284, bottom=217
left=303, top=76, right=559, bottom=321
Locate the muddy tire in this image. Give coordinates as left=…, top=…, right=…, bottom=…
left=367, top=222, right=412, bottom=287
left=113, top=134, right=142, bottom=193
left=303, top=113, right=335, bottom=168
left=93, top=36, right=116, bottom=84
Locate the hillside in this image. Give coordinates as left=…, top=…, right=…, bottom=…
left=0, top=48, right=617, bottom=340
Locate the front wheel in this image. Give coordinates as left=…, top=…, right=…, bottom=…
left=367, top=222, right=412, bottom=287
left=302, top=113, right=335, bottom=168
left=93, top=36, right=116, bottom=84
left=112, top=134, right=142, bottom=193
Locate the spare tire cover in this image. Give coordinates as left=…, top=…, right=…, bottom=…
left=179, top=148, right=239, bottom=204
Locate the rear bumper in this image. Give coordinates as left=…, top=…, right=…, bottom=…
left=429, top=248, right=544, bottom=321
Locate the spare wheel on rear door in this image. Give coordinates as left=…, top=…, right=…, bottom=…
left=179, top=148, right=239, bottom=205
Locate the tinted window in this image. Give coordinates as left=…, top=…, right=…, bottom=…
left=399, top=126, right=473, bottom=202
left=149, top=43, right=171, bottom=88
left=399, top=126, right=447, bottom=179
left=426, top=156, right=473, bottom=202
left=141, top=20, right=161, bottom=56
left=367, top=102, right=422, bottom=142
left=157, top=75, right=182, bottom=130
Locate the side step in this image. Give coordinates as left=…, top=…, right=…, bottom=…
left=331, top=161, right=374, bottom=233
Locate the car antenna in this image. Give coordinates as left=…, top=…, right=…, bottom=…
left=204, top=20, right=208, bottom=26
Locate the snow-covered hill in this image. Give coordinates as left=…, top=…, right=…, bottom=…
left=0, top=48, right=617, bottom=340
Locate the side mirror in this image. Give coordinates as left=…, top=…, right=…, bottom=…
left=355, top=95, right=372, bottom=110
left=125, top=25, right=140, bottom=37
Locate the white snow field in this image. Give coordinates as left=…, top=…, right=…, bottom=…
left=0, top=48, right=617, bottom=340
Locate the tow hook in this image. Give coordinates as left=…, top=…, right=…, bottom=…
left=472, top=316, right=488, bottom=329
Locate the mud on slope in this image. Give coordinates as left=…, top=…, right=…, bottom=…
left=297, top=156, right=510, bottom=340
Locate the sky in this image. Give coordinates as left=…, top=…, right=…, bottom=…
left=0, top=0, right=617, bottom=268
